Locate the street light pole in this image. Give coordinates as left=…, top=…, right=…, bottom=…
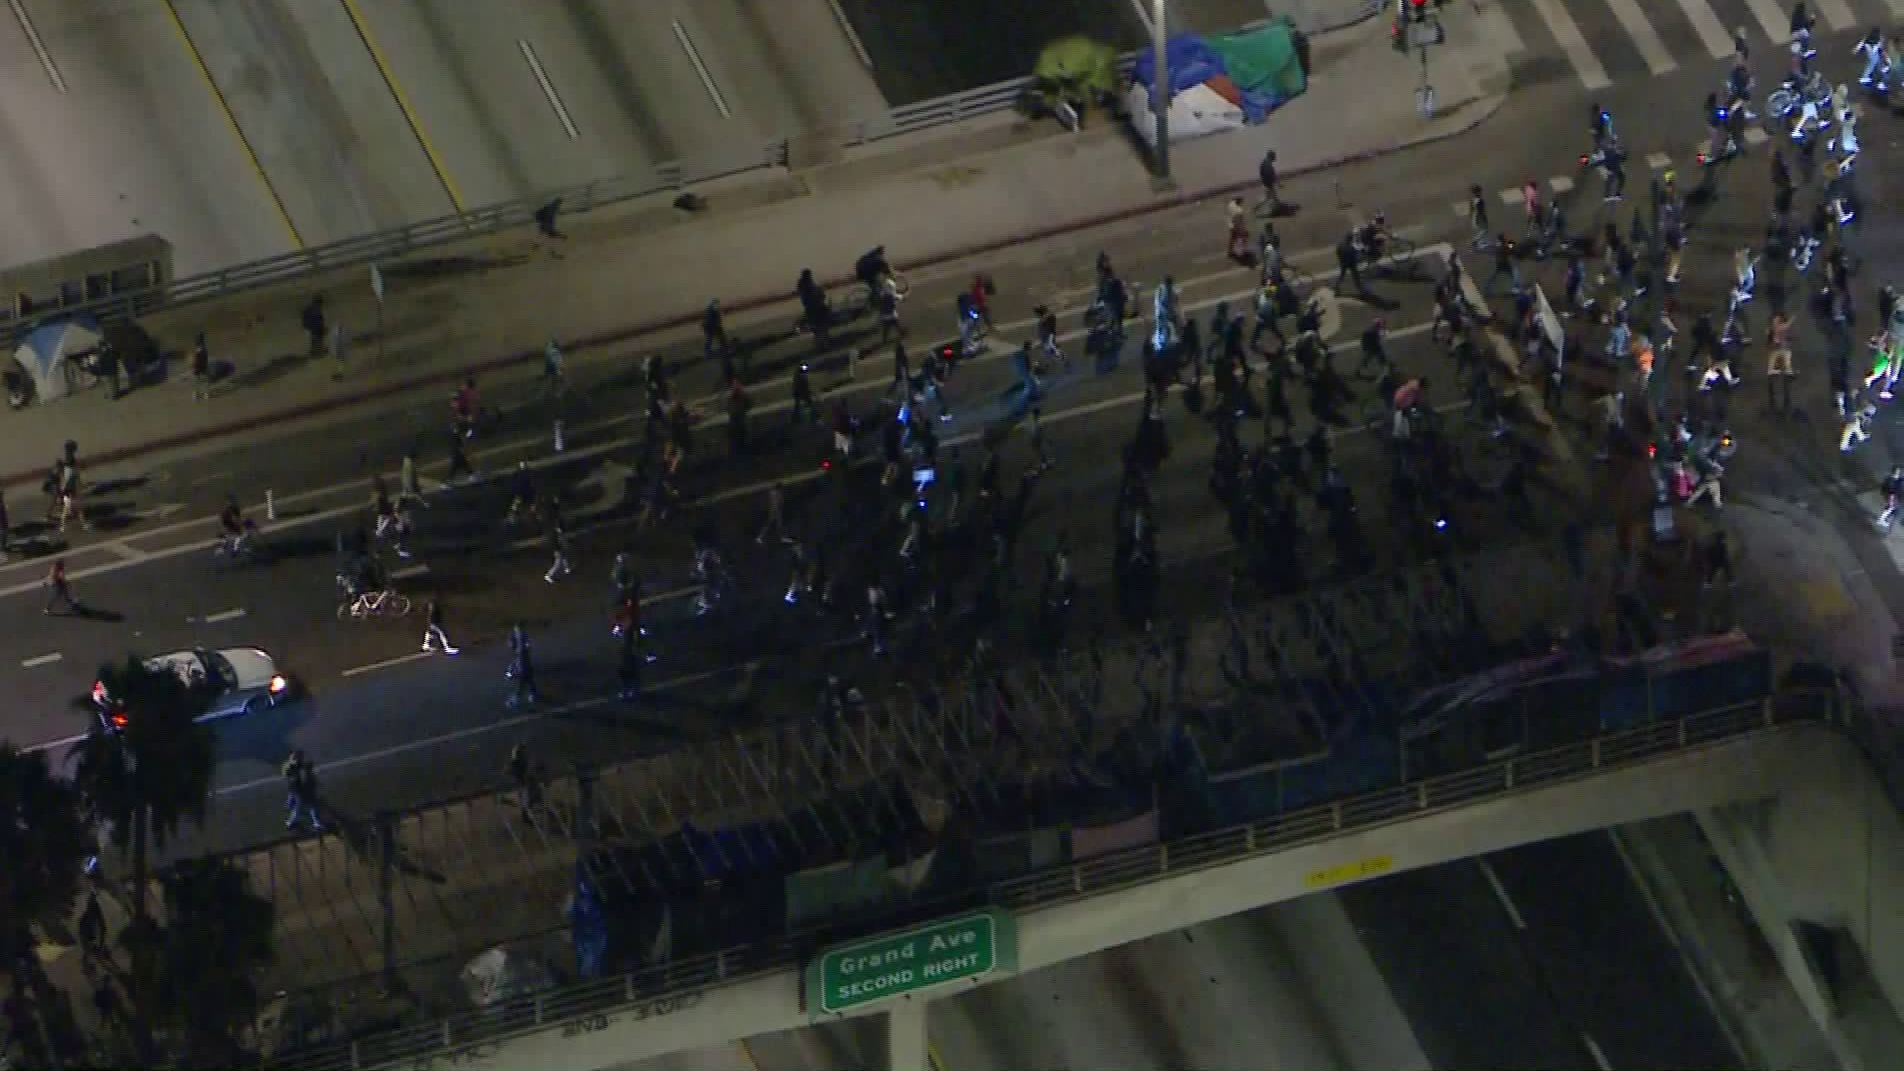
left=1151, top=0, right=1170, bottom=183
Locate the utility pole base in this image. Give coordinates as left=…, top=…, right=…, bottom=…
left=1149, top=174, right=1179, bottom=194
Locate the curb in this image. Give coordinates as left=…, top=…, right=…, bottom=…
left=11, top=80, right=1503, bottom=492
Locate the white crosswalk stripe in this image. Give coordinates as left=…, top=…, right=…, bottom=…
left=1812, top=0, right=1857, bottom=31
left=1478, top=0, right=1526, bottom=55
left=1670, top=0, right=1736, bottom=59
left=1549, top=175, right=1575, bottom=194
left=1646, top=152, right=1674, bottom=170
left=1528, top=0, right=1611, bottom=90
left=1512, top=0, right=1893, bottom=94
left=1739, top=0, right=1792, bottom=44
left=1605, top=0, right=1675, bottom=74
left=1744, top=126, right=1770, bottom=146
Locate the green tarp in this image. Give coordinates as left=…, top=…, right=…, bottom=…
left=1205, top=17, right=1307, bottom=102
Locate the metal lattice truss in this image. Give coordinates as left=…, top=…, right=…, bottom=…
left=233, top=535, right=1584, bottom=1003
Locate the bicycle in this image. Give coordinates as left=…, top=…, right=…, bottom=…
left=337, top=589, right=412, bottom=620
left=839, top=272, right=911, bottom=319
left=1369, top=235, right=1423, bottom=279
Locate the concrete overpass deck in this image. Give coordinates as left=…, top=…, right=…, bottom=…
left=278, top=691, right=1904, bottom=1071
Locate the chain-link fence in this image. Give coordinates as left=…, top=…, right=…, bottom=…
left=226, top=532, right=1592, bottom=1025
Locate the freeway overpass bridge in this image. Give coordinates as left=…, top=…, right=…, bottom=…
left=277, top=692, right=1904, bottom=1071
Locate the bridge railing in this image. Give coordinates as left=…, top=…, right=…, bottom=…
left=0, top=63, right=1080, bottom=348
left=8, top=1, right=1391, bottom=348
left=275, top=688, right=1838, bottom=1071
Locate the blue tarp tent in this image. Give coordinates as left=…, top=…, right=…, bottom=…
left=12, top=313, right=100, bottom=403
left=1130, top=35, right=1227, bottom=100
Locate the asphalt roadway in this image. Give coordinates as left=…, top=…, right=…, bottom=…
left=11, top=237, right=1534, bottom=862
left=20, top=40, right=1902, bottom=1059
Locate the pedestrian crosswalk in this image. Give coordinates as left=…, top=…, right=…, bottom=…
left=1446, top=126, right=1770, bottom=220
left=1500, top=0, right=1904, bottom=93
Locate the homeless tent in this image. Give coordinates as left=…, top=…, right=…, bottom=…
left=12, top=313, right=100, bottom=404
left=1033, top=35, right=1120, bottom=100
left=1127, top=18, right=1309, bottom=149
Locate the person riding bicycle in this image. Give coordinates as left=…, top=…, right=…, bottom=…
left=855, top=246, right=892, bottom=294
left=1790, top=67, right=1831, bottom=139
left=1356, top=213, right=1392, bottom=262
left=337, top=552, right=382, bottom=602
left=218, top=495, right=255, bottom=556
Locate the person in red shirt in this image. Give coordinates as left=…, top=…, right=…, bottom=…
left=44, top=558, right=75, bottom=615
left=968, top=275, right=995, bottom=331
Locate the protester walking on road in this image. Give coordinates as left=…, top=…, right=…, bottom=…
left=508, top=743, right=543, bottom=821
left=701, top=299, right=729, bottom=362
left=445, top=433, right=475, bottom=484
left=191, top=332, right=212, bottom=400
left=283, top=749, right=323, bottom=833
left=791, top=362, right=817, bottom=423
left=43, top=558, right=76, bottom=616
left=301, top=295, right=326, bottom=358
left=757, top=482, right=787, bottom=545
left=545, top=520, right=574, bottom=584
left=399, top=450, right=430, bottom=508
left=1258, top=149, right=1283, bottom=215
left=542, top=338, right=566, bottom=399
left=421, top=597, right=459, bottom=655
left=508, top=623, right=540, bottom=708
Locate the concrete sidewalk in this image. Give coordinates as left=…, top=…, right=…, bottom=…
left=0, top=5, right=1515, bottom=491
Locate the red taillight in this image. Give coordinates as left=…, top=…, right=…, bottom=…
left=110, top=713, right=127, bottom=728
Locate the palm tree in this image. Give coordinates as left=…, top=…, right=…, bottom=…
left=118, top=858, right=275, bottom=1066
left=68, top=656, right=217, bottom=923
left=0, top=742, right=92, bottom=1068
left=0, top=742, right=90, bottom=959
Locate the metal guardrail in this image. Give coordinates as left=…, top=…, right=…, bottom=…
left=2, top=60, right=1088, bottom=346
left=275, top=691, right=1833, bottom=1071
left=9, top=0, right=1386, bottom=348
left=7, top=138, right=792, bottom=345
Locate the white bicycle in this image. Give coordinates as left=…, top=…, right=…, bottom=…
left=337, top=588, right=412, bottom=620
left=840, top=272, right=911, bottom=317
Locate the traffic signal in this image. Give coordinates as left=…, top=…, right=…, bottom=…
left=1411, top=0, right=1429, bottom=21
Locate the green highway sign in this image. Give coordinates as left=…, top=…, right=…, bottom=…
left=808, top=909, right=1018, bottom=1016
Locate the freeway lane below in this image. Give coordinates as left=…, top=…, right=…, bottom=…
left=1, top=0, right=295, bottom=271
left=1341, top=832, right=1739, bottom=1069
left=169, top=0, right=451, bottom=245
left=342, top=0, right=888, bottom=209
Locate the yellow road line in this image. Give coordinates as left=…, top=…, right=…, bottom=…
left=161, top=0, right=303, bottom=248
left=338, top=0, right=465, bottom=213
